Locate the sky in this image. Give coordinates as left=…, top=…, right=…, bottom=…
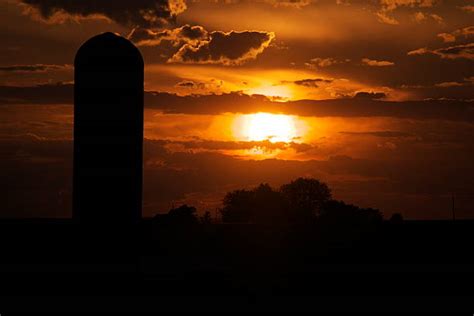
left=1, top=0, right=473, bottom=219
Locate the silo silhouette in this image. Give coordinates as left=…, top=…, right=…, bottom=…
left=73, top=32, right=144, bottom=225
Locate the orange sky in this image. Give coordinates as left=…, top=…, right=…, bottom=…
left=0, top=0, right=473, bottom=219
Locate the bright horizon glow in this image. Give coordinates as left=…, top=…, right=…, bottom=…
left=247, top=85, right=293, bottom=100
left=237, top=112, right=297, bottom=143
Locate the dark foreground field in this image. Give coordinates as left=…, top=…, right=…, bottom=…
left=1, top=219, right=474, bottom=313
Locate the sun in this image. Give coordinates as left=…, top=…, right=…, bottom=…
left=238, top=113, right=297, bottom=143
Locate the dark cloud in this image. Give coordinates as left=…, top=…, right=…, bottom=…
left=400, top=77, right=474, bottom=100
left=353, top=91, right=387, bottom=99
left=408, top=43, right=474, bottom=60
left=130, top=24, right=275, bottom=66
left=437, top=26, right=474, bottom=43
left=291, top=78, right=333, bottom=88
left=435, top=43, right=474, bottom=59
left=158, top=138, right=317, bottom=153
left=143, top=92, right=474, bottom=122
left=131, top=24, right=208, bottom=47
left=175, top=79, right=223, bottom=90
left=304, top=57, right=349, bottom=69
left=18, top=0, right=186, bottom=28
left=169, top=30, right=275, bottom=65
left=0, top=64, right=71, bottom=73
left=1, top=83, right=474, bottom=122
left=209, top=0, right=312, bottom=9
left=339, top=131, right=414, bottom=138
left=0, top=83, right=73, bottom=104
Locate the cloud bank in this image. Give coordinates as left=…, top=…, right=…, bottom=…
left=2, top=83, right=474, bottom=122
left=18, top=0, right=186, bottom=28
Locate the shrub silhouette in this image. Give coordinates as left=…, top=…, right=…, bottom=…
left=389, top=213, right=404, bottom=223
left=165, top=204, right=198, bottom=226
left=320, top=200, right=383, bottom=226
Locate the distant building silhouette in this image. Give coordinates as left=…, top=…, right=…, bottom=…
left=73, top=32, right=144, bottom=225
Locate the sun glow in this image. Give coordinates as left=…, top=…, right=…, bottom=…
left=236, top=112, right=298, bottom=143
left=248, top=85, right=293, bottom=100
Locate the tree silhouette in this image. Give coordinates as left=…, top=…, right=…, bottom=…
left=280, top=177, right=332, bottom=222
left=253, top=183, right=287, bottom=224
left=220, top=183, right=287, bottom=223
left=220, top=189, right=255, bottom=223
left=320, top=200, right=382, bottom=226
left=166, top=204, right=198, bottom=225
left=221, top=179, right=332, bottom=223
left=219, top=177, right=383, bottom=225
left=200, top=211, right=212, bottom=225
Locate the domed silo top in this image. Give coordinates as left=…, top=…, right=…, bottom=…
left=75, top=32, right=143, bottom=70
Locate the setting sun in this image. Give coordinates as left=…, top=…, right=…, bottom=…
left=237, top=113, right=297, bottom=143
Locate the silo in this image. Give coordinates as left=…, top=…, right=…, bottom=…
left=73, top=32, right=144, bottom=225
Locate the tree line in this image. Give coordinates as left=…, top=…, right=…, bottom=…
left=157, top=177, right=385, bottom=226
